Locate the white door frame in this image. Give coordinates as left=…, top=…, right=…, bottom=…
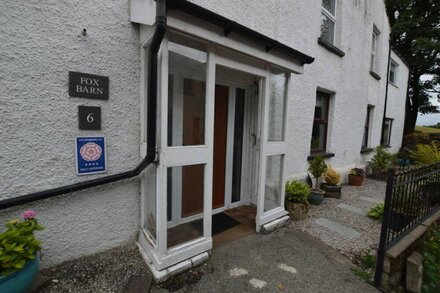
left=140, top=30, right=290, bottom=270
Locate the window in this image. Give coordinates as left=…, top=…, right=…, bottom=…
left=311, top=91, right=330, bottom=153
left=381, top=118, right=393, bottom=147
left=321, top=0, right=336, bottom=44
left=389, top=59, right=398, bottom=84
left=362, top=106, right=374, bottom=150
left=370, top=26, right=380, bottom=73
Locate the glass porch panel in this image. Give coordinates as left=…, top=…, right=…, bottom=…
left=144, top=165, right=157, bottom=241
left=264, top=155, right=284, bottom=212
left=167, top=164, right=204, bottom=250
left=267, top=70, right=287, bottom=142
left=168, top=41, right=207, bottom=147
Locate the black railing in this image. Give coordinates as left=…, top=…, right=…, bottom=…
left=374, top=162, right=440, bottom=287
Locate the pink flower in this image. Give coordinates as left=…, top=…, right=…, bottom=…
left=22, top=210, right=37, bottom=219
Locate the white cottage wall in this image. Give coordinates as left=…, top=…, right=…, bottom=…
left=0, top=0, right=141, bottom=267
left=189, top=0, right=400, bottom=180
left=386, top=51, right=410, bottom=153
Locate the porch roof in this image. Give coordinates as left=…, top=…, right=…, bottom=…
left=168, top=0, right=315, bottom=65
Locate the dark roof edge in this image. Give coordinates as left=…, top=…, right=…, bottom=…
left=390, top=45, right=411, bottom=70
left=167, top=0, right=315, bottom=65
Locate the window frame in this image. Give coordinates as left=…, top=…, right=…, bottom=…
left=311, top=91, right=330, bottom=154
left=381, top=118, right=393, bottom=147
left=321, top=0, right=337, bottom=44
left=362, top=105, right=374, bottom=151
left=388, top=59, right=399, bottom=84
left=370, top=31, right=377, bottom=72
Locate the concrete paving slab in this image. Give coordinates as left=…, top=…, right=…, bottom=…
left=359, top=196, right=383, bottom=204
left=337, top=203, right=366, bottom=215
left=315, top=217, right=362, bottom=239
left=153, top=228, right=378, bottom=292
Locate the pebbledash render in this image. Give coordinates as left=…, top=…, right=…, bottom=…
left=0, top=0, right=408, bottom=279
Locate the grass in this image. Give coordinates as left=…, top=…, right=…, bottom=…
left=415, top=126, right=440, bottom=134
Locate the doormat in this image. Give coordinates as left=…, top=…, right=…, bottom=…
left=191, top=212, right=241, bottom=236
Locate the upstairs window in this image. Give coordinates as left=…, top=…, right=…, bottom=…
left=321, top=0, right=336, bottom=44
left=311, top=91, right=330, bottom=153
left=370, top=26, right=380, bottom=73
left=389, top=59, right=398, bottom=84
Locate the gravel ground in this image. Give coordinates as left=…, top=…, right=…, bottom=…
left=40, top=242, right=152, bottom=293
left=290, top=178, right=386, bottom=262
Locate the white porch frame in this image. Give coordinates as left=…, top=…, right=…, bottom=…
left=139, top=24, right=298, bottom=271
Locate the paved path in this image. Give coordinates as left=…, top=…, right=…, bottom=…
left=153, top=228, right=378, bottom=293
left=290, top=178, right=386, bottom=261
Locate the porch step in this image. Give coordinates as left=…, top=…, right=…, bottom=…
left=337, top=203, right=366, bottom=215
left=315, top=218, right=362, bottom=239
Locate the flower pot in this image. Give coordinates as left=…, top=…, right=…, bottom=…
left=286, top=201, right=309, bottom=220
left=0, top=256, right=39, bottom=293
left=308, top=189, right=325, bottom=205
left=320, top=183, right=342, bottom=199
left=348, top=174, right=364, bottom=186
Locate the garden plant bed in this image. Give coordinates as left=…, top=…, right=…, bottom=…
left=290, top=179, right=386, bottom=261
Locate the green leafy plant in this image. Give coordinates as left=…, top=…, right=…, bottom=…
left=410, top=142, right=440, bottom=165
left=349, top=168, right=365, bottom=177
left=369, top=146, right=397, bottom=175
left=308, top=156, right=327, bottom=189
left=285, top=180, right=309, bottom=203
left=324, top=166, right=341, bottom=186
left=367, top=203, right=384, bottom=220
left=0, top=211, right=44, bottom=276
left=352, top=250, right=376, bottom=283
left=422, top=223, right=440, bottom=293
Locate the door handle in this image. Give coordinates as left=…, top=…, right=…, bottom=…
left=251, top=133, right=257, bottom=146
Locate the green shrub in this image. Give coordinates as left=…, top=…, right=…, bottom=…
left=0, top=211, right=44, bottom=276
left=308, top=156, right=327, bottom=189
left=352, top=250, right=376, bottom=283
left=285, top=180, right=309, bottom=203
left=367, top=203, right=384, bottom=220
left=369, top=146, right=397, bottom=174
left=422, top=224, right=440, bottom=293
left=410, top=142, right=440, bottom=165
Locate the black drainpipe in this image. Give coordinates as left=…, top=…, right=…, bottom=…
left=380, top=36, right=392, bottom=146
left=0, top=0, right=167, bottom=211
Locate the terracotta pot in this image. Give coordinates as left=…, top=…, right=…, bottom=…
left=348, top=175, right=364, bottom=186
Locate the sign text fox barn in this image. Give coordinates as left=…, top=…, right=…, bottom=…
left=69, top=71, right=109, bottom=100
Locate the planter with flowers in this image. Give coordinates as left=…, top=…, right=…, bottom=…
left=348, top=168, right=365, bottom=186
left=0, top=210, right=44, bottom=293
left=321, top=166, right=342, bottom=198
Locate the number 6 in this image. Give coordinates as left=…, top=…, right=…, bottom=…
left=87, top=113, right=94, bottom=123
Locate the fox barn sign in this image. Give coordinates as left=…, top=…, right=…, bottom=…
left=69, top=71, right=109, bottom=100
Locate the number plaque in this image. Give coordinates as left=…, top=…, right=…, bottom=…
left=78, top=106, right=101, bottom=130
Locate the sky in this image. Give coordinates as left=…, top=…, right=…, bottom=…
left=416, top=76, right=440, bottom=126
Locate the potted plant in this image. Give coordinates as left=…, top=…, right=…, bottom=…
left=285, top=180, right=310, bottom=220
left=321, top=166, right=342, bottom=198
left=348, top=167, right=365, bottom=186
left=368, top=146, right=397, bottom=179
left=308, top=155, right=327, bottom=205
left=0, top=210, right=44, bottom=293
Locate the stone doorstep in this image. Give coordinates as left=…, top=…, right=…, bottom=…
left=136, top=244, right=210, bottom=283
left=261, top=215, right=290, bottom=233
left=385, top=208, right=440, bottom=260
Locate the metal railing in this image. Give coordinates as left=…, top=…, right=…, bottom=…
left=374, top=162, right=440, bottom=287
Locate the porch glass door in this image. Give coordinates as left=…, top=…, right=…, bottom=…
left=256, top=68, right=289, bottom=229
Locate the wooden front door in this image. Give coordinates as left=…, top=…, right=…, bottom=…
left=212, top=85, right=229, bottom=209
